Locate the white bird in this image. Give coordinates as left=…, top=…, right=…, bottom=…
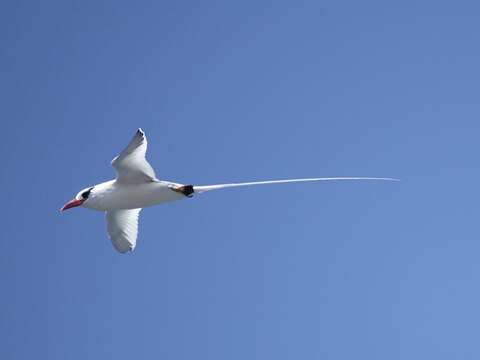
left=61, top=129, right=398, bottom=253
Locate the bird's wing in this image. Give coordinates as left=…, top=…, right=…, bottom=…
left=106, top=209, right=142, bottom=253
left=193, top=177, right=399, bottom=193
left=111, top=128, right=157, bottom=184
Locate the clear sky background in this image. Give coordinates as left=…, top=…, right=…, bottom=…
left=2, top=1, right=480, bottom=359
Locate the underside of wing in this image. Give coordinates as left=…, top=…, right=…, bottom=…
left=106, top=209, right=142, bottom=253
left=111, top=129, right=157, bottom=184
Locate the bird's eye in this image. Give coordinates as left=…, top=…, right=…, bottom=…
left=81, top=187, right=93, bottom=200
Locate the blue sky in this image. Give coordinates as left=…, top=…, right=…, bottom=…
left=2, top=1, right=480, bottom=359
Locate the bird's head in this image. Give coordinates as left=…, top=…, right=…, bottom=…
left=61, top=186, right=94, bottom=211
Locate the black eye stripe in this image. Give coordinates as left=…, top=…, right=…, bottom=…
left=81, top=187, right=94, bottom=199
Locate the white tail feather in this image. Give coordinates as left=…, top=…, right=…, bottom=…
left=193, top=177, right=399, bottom=194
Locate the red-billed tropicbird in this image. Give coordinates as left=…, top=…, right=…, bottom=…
left=61, top=129, right=398, bottom=253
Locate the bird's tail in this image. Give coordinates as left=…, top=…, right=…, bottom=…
left=193, top=177, right=399, bottom=194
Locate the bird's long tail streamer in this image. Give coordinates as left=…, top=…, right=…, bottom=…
left=193, top=177, right=399, bottom=194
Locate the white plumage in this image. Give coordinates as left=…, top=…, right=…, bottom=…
left=106, top=209, right=141, bottom=253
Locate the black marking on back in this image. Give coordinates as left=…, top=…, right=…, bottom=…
left=183, top=185, right=194, bottom=197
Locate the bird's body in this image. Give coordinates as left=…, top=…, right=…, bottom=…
left=62, top=128, right=398, bottom=253
left=82, top=179, right=184, bottom=211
